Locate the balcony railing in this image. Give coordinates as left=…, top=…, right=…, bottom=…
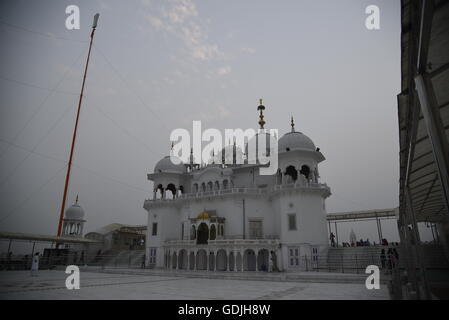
left=164, top=237, right=280, bottom=247
left=146, top=182, right=329, bottom=203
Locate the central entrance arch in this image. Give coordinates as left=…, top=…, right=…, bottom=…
left=197, top=223, right=209, bottom=245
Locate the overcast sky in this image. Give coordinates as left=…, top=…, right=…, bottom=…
left=1, top=0, right=432, bottom=247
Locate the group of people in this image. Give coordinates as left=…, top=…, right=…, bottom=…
left=380, top=248, right=399, bottom=273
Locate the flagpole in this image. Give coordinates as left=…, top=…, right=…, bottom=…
left=57, top=13, right=99, bottom=238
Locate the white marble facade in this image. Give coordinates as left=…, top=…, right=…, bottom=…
left=144, top=112, right=331, bottom=272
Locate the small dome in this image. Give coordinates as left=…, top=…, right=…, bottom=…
left=197, top=211, right=210, bottom=219
left=65, top=204, right=85, bottom=220
left=278, top=131, right=315, bottom=153
left=154, top=156, right=184, bottom=174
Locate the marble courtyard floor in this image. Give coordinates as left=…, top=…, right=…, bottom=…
left=0, top=270, right=390, bottom=300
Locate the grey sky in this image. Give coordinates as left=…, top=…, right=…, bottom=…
left=1, top=0, right=427, bottom=245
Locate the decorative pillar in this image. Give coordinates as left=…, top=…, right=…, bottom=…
left=187, top=250, right=190, bottom=271
left=268, top=250, right=273, bottom=272
left=194, top=251, right=197, bottom=271
left=233, top=252, right=237, bottom=272
left=255, top=251, right=259, bottom=272
left=175, top=250, right=179, bottom=270
left=241, top=250, right=244, bottom=272
left=207, top=251, right=210, bottom=272
left=214, top=250, right=217, bottom=272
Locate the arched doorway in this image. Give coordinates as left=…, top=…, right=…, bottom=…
left=216, top=250, right=227, bottom=271
left=285, top=165, right=298, bottom=182
left=196, top=250, right=207, bottom=270
left=190, top=225, right=196, bottom=240
left=210, top=224, right=216, bottom=240
left=244, top=249, right=256, bottom=271
left=172, top=252, right=177, bottom=269
left=300, top=165, right=310, bottom=179
left=197, top=223, right=209, bottom=244
left=189, top=251, right=195, bottom=270
left=209, top=252, right=215, bottom=271
left=166, top=183, right=176, bottom=199
left=236, top=252, right=242, bottom=271
left=257, top=249, right=269, bottom=271
left=178, top=249, right=187, bottom=269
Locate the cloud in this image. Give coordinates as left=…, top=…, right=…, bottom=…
left=241, top=47, right=256, bottom=54
left=142, top=0, right=225, bottom=61
left=217, top=66, right=231, bottom=75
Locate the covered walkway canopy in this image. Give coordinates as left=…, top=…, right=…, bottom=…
left=0, top=231, right=100, bottom=244
left=327, top=208, right=398, bottom=246
left=327, top=208, right=398, bottom=222
left=397, top=0, right=449, bottom=299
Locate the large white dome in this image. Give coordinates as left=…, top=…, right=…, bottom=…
left=278, top=131, right=316, bottom=153
left=65, top=204, right=85, bottom=220
left=154, top=156, right=184, bottom=174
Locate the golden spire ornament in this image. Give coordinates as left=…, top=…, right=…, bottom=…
left=257, top=98, right=266, bottom=129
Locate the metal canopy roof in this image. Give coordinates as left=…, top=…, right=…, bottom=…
left=398, top=0, right=449, bottom=224
left=327, top=208, right=398, bottom=222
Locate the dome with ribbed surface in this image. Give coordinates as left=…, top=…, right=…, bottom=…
left=278, top=131, right=315, bottom=153
left=154, top=156, right=184, bottom=174
left=65, top=204, right=85, bottom=220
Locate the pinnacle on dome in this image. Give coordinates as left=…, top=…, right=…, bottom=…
left=257, top=98, right=266, bottom=129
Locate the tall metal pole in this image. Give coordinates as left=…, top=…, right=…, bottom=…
left=57, top=14, right=99, bottom=238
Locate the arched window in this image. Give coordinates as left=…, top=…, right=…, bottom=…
left=197, top=223, right=209, bottom=244
left=210, top=224, right=216, bottom=240
left=191, top=225, right=196, bottom=240
left=201, top=182, right=206, bottom=192
left=166, top=183, right=176, bottom=199
left=300, top=165, right=310, bottom=179
left=207, top=181, right=213, bottom=191
left=193, top=183, right=199, bottom=193
left=223, top=180, right=228, bottom=189
left=215, top=181, right=220, bottom=190
left=285, top=165, right=298, bottom=182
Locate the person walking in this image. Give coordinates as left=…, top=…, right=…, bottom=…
left=387, top=248, right=394, bottom=273
left=392, top=248, right=399, bottom=269
left=380, top=249, right=386, bottom=270
left=141, top=254, right=146, bottom=269
left=330, top=232, right=336, bottom=247
left=31, top=252, right=39, bottom=276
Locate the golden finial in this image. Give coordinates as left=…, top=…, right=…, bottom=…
left=257, top=98, right=266, bottom=129
left=291, top=116, right=295, bottom=132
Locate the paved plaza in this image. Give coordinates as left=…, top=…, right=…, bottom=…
left=0, top=270, right=390, bottom=300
